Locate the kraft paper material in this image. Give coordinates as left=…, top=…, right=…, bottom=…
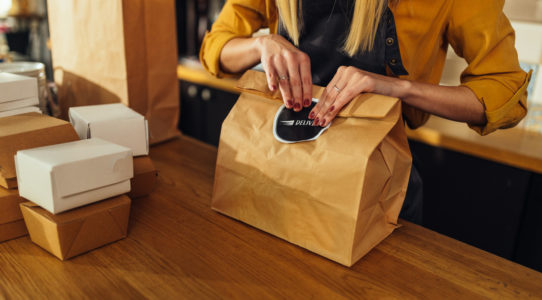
left=47, top=0, right=180, bottom=144
left=212, top=70, right=412, bottom=266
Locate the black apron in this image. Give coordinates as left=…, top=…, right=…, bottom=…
left=278, top=0, right=423, bottom=224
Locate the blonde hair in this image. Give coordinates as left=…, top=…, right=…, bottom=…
left=276, top=0, right=387, bottom=56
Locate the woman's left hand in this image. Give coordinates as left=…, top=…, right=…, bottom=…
left=309, top=66, right=402, bottom=127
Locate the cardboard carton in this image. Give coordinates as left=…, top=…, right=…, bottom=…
left=0, top=187, right=27, bottom=242
left=16, top=138, right=134, bottom=214
left=0, top=97, right=39, bottom=112
left=69, top=103, right=149, bottom=156
left=0, top=220, right=28, bottom=242
left=128, top=156, right=157, bottom=199
left=0, top=113, right=80, bottom=189
left=0, top=73, right=38, bottom=103
left=20, top=195, right=131, bottom=260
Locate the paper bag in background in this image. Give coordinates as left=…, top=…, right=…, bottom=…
left=211, top=70, right=412, bottom=267
left=47, top=0, right=180, bottom=144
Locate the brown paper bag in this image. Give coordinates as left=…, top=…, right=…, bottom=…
left=212, top=70, right=412, bottom=266
left=47, top=0, right=180, bottom=144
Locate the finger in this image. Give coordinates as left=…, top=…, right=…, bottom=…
left=311, top=70, right=343, bottom=125
left=309, top=76, right=336, bottom=121
left=309, top=67, right=343, bottom=120
left=299, top=54, right=313, bottom=108
left=274, top=56, right=293, bottom=108
left=285, top=52, right=303, bottom=112
left=315, top=78, right=344, bottom=127
left=319, top=78, right=353, bottom=127
left=263, top=58, right=278, bottom=92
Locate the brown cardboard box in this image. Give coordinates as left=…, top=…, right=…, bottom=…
left=0, top=113, right=80, bottom=189
left=20, top=195, right=131, bottom=260
left=0, top=187, right=27, bottom=242
left=128, top=156, right=157, bottom=199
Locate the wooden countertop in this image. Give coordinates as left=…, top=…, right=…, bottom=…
left=1, top=136, right=542, bottom=298
left=178, top=64, right=542, bottom=174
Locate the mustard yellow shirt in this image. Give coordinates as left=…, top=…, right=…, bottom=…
left=200, top=0, right=530, bottom=135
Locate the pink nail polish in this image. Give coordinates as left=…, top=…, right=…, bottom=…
left=329, top=105, right=335, bottom=112
left=314, top=117, right=319, bottom=126
left=309, top=112, right=315, bottom=119
left=304, top=99, right=310, bottom=106
left=294, top=103, right=301, bottom=110
left=287, top=100, right=293, bottom=107
left=321, top=119, right=326, bottom=126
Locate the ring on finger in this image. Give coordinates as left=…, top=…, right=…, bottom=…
left=333, top=84, right=341, bottom=92
left=279, top=75, right=289, bottom=81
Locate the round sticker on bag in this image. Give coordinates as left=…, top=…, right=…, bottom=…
left=273, top=99, right=331, bottom=143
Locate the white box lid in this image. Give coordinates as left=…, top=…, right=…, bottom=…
left=69, top=103, right=149, bottom=156
left=0, top=73, right=38, bottom=103
left=17, top=138, right=133, bottom=198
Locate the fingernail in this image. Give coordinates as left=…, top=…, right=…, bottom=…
left=321, top=119, right=326, bottom=126
left=271, top=85, right=276, bottom=91
left=304, top=99, right=310, bottom=107
left=329, top=105, right=335, bottom=112
left=309, top=111, right=315, bottom=119
left=287, top=100, right=293, bottom=107
left=294, top=103, right=301, bottom=110
left=314, top=117, right=319, bottom=126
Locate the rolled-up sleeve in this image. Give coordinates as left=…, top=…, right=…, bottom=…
left=199, top=0, right=278, bottom=78
left=446, top=0, right=530, bottom=135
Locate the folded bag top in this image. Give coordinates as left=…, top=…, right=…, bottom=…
left=235, top=70, right=399, bottom=119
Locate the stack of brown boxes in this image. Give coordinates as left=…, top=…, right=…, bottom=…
left=0, top=113, right=79, bottom=242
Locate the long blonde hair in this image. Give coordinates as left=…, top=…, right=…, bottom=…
left=276, top=0, right=387, bottom=56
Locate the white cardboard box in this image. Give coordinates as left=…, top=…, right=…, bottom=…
left=69, top=103, right=149, bottom=156
left=15, top=138, right=133, bottom=214
left=0, top=106, right=41, bottom=118
left=0, top=73, right=38, bottom=103
left=0, top=97, right=39, bottom=112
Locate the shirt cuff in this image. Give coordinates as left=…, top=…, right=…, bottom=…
left=465, top=70, right=532, bottom=136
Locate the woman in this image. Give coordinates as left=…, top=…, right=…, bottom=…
left=200, top=0, right=530, bottom=223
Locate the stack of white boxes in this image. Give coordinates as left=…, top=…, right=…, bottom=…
left=0, top=73, right=41, bottom=118
left=69, top=103, right=156, bottom=199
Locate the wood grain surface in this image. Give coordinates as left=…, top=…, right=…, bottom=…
left=1, top=136, right=541, bottom=299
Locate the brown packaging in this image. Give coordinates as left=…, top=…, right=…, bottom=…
left=128, top=156, right=157, bottom=199
left=211, top=70, right=412, bottom=267
left=0, top=187, right=27, bottom=242
left=47, top=0, right=180, bottom=144
left=20, top=195, right=131, bottom=260
left=0, top=112, right=80, bottom=189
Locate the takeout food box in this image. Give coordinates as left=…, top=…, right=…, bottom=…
left=128, top=156, right=157, bottom=199
left=20, top=195, right=131, bottom=260
left=0, top=187, right=27, bottom=242
left=212, top=70, right=412, bottom=267
left=15, top=138, right=133, bottom=214
left=69, top=103, right=149, bottom=156
left=0, top=97, right=39, bottom=112
left=0, top=113, right=79, bottom=189
left=0, top=73, right=38, bottom=103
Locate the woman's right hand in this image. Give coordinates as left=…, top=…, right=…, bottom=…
left=256, top=34, right=313, bottom=111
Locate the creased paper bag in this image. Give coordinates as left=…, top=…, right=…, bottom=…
left=47, top=0, right=180, bottom=144
left=211, top=70, right=412, bottom=267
